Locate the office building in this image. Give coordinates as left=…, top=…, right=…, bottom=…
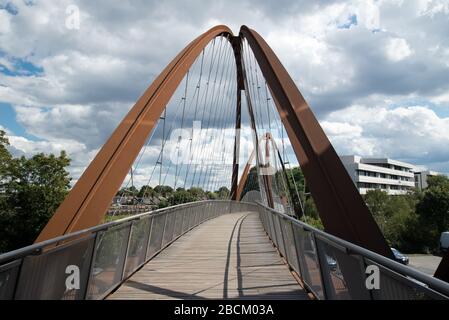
left=414, top=170, right=441, bottom=190
left=340, top=155, right=416, bottom=195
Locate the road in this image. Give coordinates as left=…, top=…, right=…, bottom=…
left=408, top=255, right=442, bottom=275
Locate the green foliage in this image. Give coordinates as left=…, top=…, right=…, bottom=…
left=117, top=186, right=138, bottom=197
left=205, top=191, right=218, bottom=200
left=138, top=185, right=154, bottom=198
left=362, top=181, right=449, bottom=254
left=0, top=130, right=11, bottom=177
left=158, top=198, right=169, bottom=209
left=285, top=167, right=305, bottom=201
left=113, top=183, right=228, bottom=211
left=301, top=215, right=324, bottom=230
left=415, top=175, right=449, bottom=252
left=304, top=197, right=319, bottom=219
left=427, top=175, right=449, bottom=189
left=216, top=186, right=230, bottom=199
left=189, top=187, right=205, bottom=199
left=363, top=190, right=417, bottom=250
left=240, top=163, right=449, bottom=254
left=154, top=185, right=174, bottom=197
left=168, top=189, right=195, bottom=206
left=0, top=131, right=71, bottom=252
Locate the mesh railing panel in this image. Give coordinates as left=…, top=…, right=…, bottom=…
left=0, top=260, right=21, bottom=300
left=124, top=217, right=151, bottom=278
left=254, top=202, right=449, bottom=300
left=87, top=224, right=131, bottom=300
left=365, top=258, right=447, bottom=300
left=2, top=200, right=449, bottom=300
left=291, top=223, right=325, bottom=299
left=15, top=236, right=95, bottom=300
left=314, top=236, right=370, bottom=300
left=147, top=213, right=166, bottom=258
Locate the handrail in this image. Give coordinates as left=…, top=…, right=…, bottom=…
left=0, top=200, right=212, bottom=265
left=254, top=201, right=449, bottom=299
left=0, top=200, right=256, bottom=300
left=2, top=199, right=447, bottom=300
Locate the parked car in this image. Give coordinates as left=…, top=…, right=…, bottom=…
left=391, top=247, right=409, bottom=265
left=440, top=232, right=449, bottom=253
left=326, top=255, right=338, bottom=271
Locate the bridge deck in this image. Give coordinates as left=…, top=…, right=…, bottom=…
left=108, top=212, right=309, bottom=300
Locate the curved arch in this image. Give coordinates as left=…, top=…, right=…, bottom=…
left=36, top=25, right=235, bottom=242
left=239, top=25, right=392, bottom=258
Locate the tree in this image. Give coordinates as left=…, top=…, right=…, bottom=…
left=216, top=186, right=230, bottom=199
left=0, top=130, right=11, bottom=177
left=304, top=196, right=319, bottom=219
left=0, top=146, right=71, bottom=252
left=427, top=175, right=449, bottom=189
left=168, top=189, right=194, bottom=205
left=362, top=189, right=426, bottom=252
left=416, top=175, right=449, bottom=251
left=154, top=185, right=173, bottom=197
left=138, top=185, right=154, bottom=198
left=187, top=187, right=205, bottom=201
left=364, top=190, right=390, bottom=234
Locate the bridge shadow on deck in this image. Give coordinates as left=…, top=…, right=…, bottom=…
left=107, top=212, right=309, bottom=300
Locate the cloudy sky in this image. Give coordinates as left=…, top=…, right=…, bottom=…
left=1, top=0, right=449, bottom=188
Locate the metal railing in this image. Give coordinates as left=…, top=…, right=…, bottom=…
left=0, top=200, right=255, bottom=300
left=2, top=199, right=449, bottom=300
left=254, top=201, right=449, bottom=300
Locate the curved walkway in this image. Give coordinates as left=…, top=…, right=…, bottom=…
left=108, top=212, right=309, bottom=300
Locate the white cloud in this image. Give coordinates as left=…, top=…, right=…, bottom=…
left=8, top=135, right=85, bottom=156
left=417, top=0, right=449, bottom=17
left=0, top=9, right=11, bottom=33
left=323, top=104, right=449, bottom=172
left=431, top=91, right=449, bottom=104
left=356, top=0, right=380, bottom=30
left=385, top=37, right=413, bottom=61
left=1, top=0, right=449, bottom=181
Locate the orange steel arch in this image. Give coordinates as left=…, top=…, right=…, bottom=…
left=239, top=26, right=393, bottom=259
left=235, top=148, right=255, bottom=202
left=35, top=25, right=393, bottom=262
left=36, top=25, right=234, bottom=242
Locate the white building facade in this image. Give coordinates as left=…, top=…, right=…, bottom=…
left=340, top=155, right=416, bottom=195
left=414, top=170, right=440, bottom=190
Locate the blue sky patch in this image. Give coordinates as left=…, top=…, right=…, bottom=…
left=338, top=14, right=357, bottom=29
left=0, top=52, right=44, bottom=77
left=0, top=2, right=18, bottom=15
left=0, top=103, right=39, bottom=141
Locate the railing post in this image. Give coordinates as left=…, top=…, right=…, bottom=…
left=161, top=212, right=168, bottom=246
left=290, top=222, right=303, bottom=278
left=279, top=216, right=289, bottom=263
left=270, top=211, right=278, bottom=247
left=11, top=259, right=24, bottom=300
left=144, top=217, right=153, bottom=261
left=83, top=232, right=101, bottom=300
left=311, top=232, right=329, bottom=300
left=181, top=207, right=186, bottom=234
left=121, top=222, right=134, bottom=281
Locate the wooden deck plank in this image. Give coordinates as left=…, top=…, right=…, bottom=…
left=108, top=212, right=309, bottom=300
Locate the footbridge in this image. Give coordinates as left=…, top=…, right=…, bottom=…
left=1, top=25, right=449, bottom=300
